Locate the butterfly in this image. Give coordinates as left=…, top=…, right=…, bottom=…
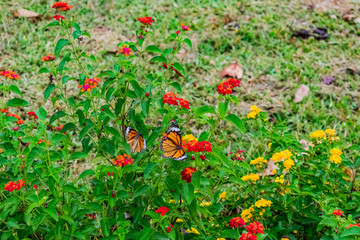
left=125, top=126, right=147, bottom=153
left=160, top=122, right=187, bottom=161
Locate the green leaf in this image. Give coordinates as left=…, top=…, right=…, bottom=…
left=72, top=30, right=82, bottom=39
left=42, top=21, right=60, bottom=30
left=9, top=85, right=22, bottom=95
left=35, top=107, right=47, bottom=121
left=183, top=38, right=192, bottom=49
left=195, top=105, right=216, bottom=117
left=57, top=56, right=71, bottom=74
left=340, top=227, right=360, bottom=237
left=44, top=206, right=59, bottom=221
left=50, top=111, right=67, bottom=124
left=183, top=183, right=194, bottom=204
left=44, top=84, right=56, bottom=100
left=130, top=80, right=143, bottom=98
left=150, top=56, right=167, bottom=64
left=70, top=152, right=88, bottom=160
left=218, top=101, right=228, bottom=119
left=38, top=67, right=50, bottom=74
left=226, top=114, right=246, bottom=133
left=133, top=185, right=151, bottom=198
left=55, top=38, right=69, bottom=56
left=172, top=62, right=186, bottom=76
left=138, top=228, right=152, bottom=240
left=62, top=122, right=76, bottom=132
left=100, top=219, right=110, bottom=237
left=78, top=169, right=95, bottom=180
left=5, top=218, right=20, bottom=229
left=170, top=82, right=182, bottom=94
left=7, top=98, right=29, bottom=107
left=145, top=45, right=162, bottom=54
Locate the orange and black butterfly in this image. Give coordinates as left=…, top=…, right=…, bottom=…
left=126, top=126, right=147, bottom=153
left=160, top=122, right=187, bottom=161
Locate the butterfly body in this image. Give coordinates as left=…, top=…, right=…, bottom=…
left=160, top=122, right=187, bottom=161
left=126, top=126, right=147, bottom=153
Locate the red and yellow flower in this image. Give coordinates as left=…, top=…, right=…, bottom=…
left=3, top=180, right=25, bottom=192
left=118, top=44, right=133, bottom=57
left=217, top=78, right=241, bottom=96
left=229, top=217, right=246, bottom=228
left=181, top=167, right=197, bottom=183
left=111, top=154, right=134, bottom=167
left=41, top=54, right=56, bottom=62
left=0, top=70, right=21, bottom=80
left=78, top=77, right=101, bottom=92
left=52, top=2, right=73, bottom=11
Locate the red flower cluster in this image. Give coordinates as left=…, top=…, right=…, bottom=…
left=3, top=180, right=25, bottom=192
left=52, top=2, right=73, bottom=11
left=239, top=233, right=257, bottom=240
left=181, top=167, right=197, bottom=183
left=7, top=112, right=24, bottom=125
left=53, top=15, right=65, bottom=21
left=162, top=63, right=184, bottom=78
left=230, top=150, right=245, bottom=161
left=0, top=70, right=20, bottom=80
left=137, top=17, right=154, bottom=26
left=107, top=172, right=114, bottom=176
left=180, top=23, right=191, bottom=31
left=163, top=92, right=190, bottom=109
left=332, top=209, right=343, bottom=216
left=41, top=54, right=56, bottom=62
left=155, top=206, right=169, bottom=216
left=1, top=109, right=8, bottom=113
left=85, top=213, right=96, bottom=220
left=37, top=139, right=50, bottom=145
left=347, top=223, right=360, bottom=229
left=183, top=140, right=212, bottom=153
left=78, top=77, right=101, bottom=92
left=246, top=222, right=264, bottom=235
left=34, top=184, right=38, bottom=191
left=166, top=224, right=173, bottom=233
left=217, top=78, right=242, bottom=96
left=111, top=154, right=134, bottom=167
left=27, top=111, right=38, bottom=119
left=229, top=217, right=246, bottom=228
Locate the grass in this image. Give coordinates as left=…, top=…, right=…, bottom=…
left=1, top=0, right=360, bottom=157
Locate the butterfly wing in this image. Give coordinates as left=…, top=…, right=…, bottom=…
left=126, top=126, right=146, bottom=153
left=160, top=122, right=187, bottom=161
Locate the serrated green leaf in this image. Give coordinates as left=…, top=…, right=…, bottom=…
left=7, top=98, right=29, bottom=107
left=226, top=114, right=246, bottom=133
left=55, top=38, right=69, bottom=56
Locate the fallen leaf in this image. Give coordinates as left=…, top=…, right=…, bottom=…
left=293, top=29, right=311, bottom=39
left=260, top=159, right=278, bottom=176
left=346, top=66, right=360, bottom=75
left=343, top=12, right=357, bottom=21
left=299, top=139, right=309, bottom=151
left=220, top=62, right=243, bottom=79
left=294, top=84, right=309, bottom=103
left=322, top=75, right=335, bottom=85
left=13, top=9, right=40, bottom=19
left=344, top=167, right=354, bottom=181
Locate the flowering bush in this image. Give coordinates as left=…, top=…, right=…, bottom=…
left=1, top=2, right=360, bottom=240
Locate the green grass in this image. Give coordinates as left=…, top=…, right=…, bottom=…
left=1, top=0, right=360, bottom=155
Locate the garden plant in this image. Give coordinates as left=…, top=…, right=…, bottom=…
left=1, top=1, right=360, bottom=240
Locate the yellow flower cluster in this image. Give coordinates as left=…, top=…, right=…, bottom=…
left=250, top=157, right=267, bottom=168
left=176, top=218, right=183, bottom=222
left=272, top=149, right=294, bottom=171
left=219, top=192, right=226, bottom=199
left=182, top=134, right=197, bottom=142
left=247, top=105, right=262, bottom=119
left=186, top=227, right=200, bottom=234
left=200, top=201, right=211, bottom=207
left=217, top=238, right=226, bottom=240
left=241, top=205, right=254, bottom=223
left=330, top=148, right=342, bottom=164
left=275, top=175, right=285, bottom=184
left=241, top=173, right=260, bottom=182
left=310, top=129, right=338, bottom=142
left=268, top=143, right=272, bottom=148
left=255, top=198, right=272, bottom=208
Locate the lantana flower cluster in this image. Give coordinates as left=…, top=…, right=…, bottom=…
left=217, top=78, right=242, bottom=96
left=228, top=217, right=265, bottom=240
left=230, top=150, right=245, bottom=161
left=181, top=167, right=197, bottom=183
left=52, top=2, right=73, bottom=11
left=272, top=149, right=295, bottom=171
left=118, top=44, right=133, bottom=57
left=241, top=173, right=260, bottom=182
left=0, top=70, right=21, bottom=80
left=163, top=92, right=190, bottom=109
left=250, top=157, right=267, bottom=168
left=182, top=139, right=212, bottom=153
left=78, top=77, right=101, bottom=92
left=310, top=129, right=338, bottom=142
left=111, top=154, right=134, bottom=167
left=3, top=180, right=25, bottom=192
left=247, top=105, right=262, bottom=119
left=329, top=148, right=342, bottom=164
left=154, top=206, right=169, bottom=216
left=7, top=112, right=25, bottom=125
left=41, top=54, right=56, bottom=62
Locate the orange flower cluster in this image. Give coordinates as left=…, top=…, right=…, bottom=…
left=41, top=54, right=56, bottom=62
left=163, top=92, right=190, bottom=109
left=217, top=78, right=242, bottom=96
left=37, top=139, right=50, bottom=145
left=78, top=77, right=101, bottom=92
left=7, top=113, right=24, bottom=125
left=347, top=223, right=360, bottom=229
left=239, top=233, right=257, bottom=240
left=181, top=167, right=197, bottom=183
left=137, top=16, right=155, bottom=26
left=0, top=70, right=20, bottom=80
left=118, top=44, right=133, bottom=57
left=332, top=209, right=343, bottom=216
left=52, top=2, right=73, bottom=11
left=3, top=180, right=25, bottom=192
left=111, top=154, right=134, bottom=167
